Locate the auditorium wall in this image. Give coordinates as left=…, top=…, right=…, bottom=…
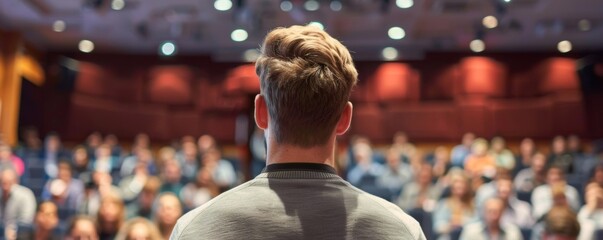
left=20, top=52, right=603, bottom=144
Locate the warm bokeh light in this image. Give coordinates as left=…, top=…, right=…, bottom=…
left=214, top=0, right=233, bottom=11
left=388, top=27, right=406, bottom=40
left=482, top=16, right=498, bottom=29
left=231, top=29, right=248, bottom=42
left=111, top=0, right=125, bottom=10
left=396, top=0, right=414, bottom=9
left=382, top=47, right=398, bottom=61
left=52, top=20, right=66, bottom=32
left=557, top=40, right=572, bottom=53
left=78, top=40, right=94, bottom=53
left=470, top=39, right=485, bottom=53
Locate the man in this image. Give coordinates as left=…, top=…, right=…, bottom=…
left=170, top=25, right=425, bottom=239
left=450, top=132, right=475, bottom=168
left=495, top=178, right=533, bottom=228
left=531, top=165, right=581, bottom=221
left=542, top=207, right=581, bottom=240
left=155, top=193, right=183, bottom=240
left=515, top=152, right=547, bottom=193
left=17, top=201, right=62, bottom=240
left=459, top=198, right=523, bottom=240
left=0, top=169, right=36, bottom=229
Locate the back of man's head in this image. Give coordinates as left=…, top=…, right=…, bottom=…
left=255, top=25, right=358, bottom=147
left=544, top=206, right=580, bottom=240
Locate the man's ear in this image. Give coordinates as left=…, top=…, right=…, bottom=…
left=335, top=102, right=353, bottom=135
left=254, top=94, right=269, bottom=130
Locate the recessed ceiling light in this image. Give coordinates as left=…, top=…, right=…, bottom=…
left=308, top=21, right=324, bottom=30
left=243, top=49, right=260, bottom=62
left=388, top=27, right=406, bottom=40
left=482, top=16, right=498, bottom=29
left=330, top=1, right=342, bottom=11
left=382, top=47, right=398, bottom=61
left=160, top=41, right=176, bottom=56
left=111, top=0, right=125, bottom=10
left=557, top=40, right=572, bottom=53
left=214, top=0, right=233, bottom=11
left=304, top=0, right=320, bottom=11
left=79, top=40, right=94, bottom=53
left=52, top=20, right=66, bottom=32
left=470, top=39, right=485, bottom=53
left=396, top=0, right=413, bottom=9
left=231, top=29, right=248, bottom=42
left=280, top=1, right=293, bottom=12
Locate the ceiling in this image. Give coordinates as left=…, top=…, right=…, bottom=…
left=1, top=0, right=602, bottom=61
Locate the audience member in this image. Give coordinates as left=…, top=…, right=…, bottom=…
left=431, top=146, right=451, bottom=179
left=114, top=217, right=162, bottom=240
left=377, top=148, right=413, bottom=197
left=397, top=163, right=442, bottom=212
left=197, top=135, right=217, bottom=158
left=79, top=171, right=121, bottom=216
left=126, top=177, right=161, bottom=220
left=132, top=134, right=150, bottom=154
left=180, top=168, right=217, bottom=210
left=42, top=133, right=68, bottom=179
left=567, top=135, right=584, bottom=158
left=92, top=145, right=120, bottom=175
left=16, top=201, right=62, bottom=240
left=71, top=146, right=91, bottom=180
left=156, top=147, right=176, bottom=171
left=159, top=159, right=183, bottom=195
left=200, top=148, right=237, bottom=190
left=0, top=144, right=25, bottom=176
left=490, top=137, right=516, bottom=171
left=97, top=193, right=125, bottom=240
left=532, top=165, right=581, bottom=220
left=475, top=168, right=512, bottom=210
left=548, top=136, right=574, bottom=174
left=41, top=161, right=85, bottom=216
left=0, top=169, right=36, bottom=232
left=15, top=126, right=42, bottom=158
left=515, top=152, right=547, bottom=193
left=85, top=132, right=103, bottom=159
left=577, top=183, right=603, bottom=239
left=154, top=193, right=182, bottom=239
left=464, top=138, right=496, bottom=178
left=433, top=173, right=476, bottom=238
left=119, top=162, right=151, bottom=202
left=176, top=141, right=199, bottom=182
left=104, top=134, right=122, bottom=157
left=591, top=164, right=603, bottom=188
left=459, top=197, right=523, bottom=240
left=66, top=216, right=98, bottom=240
left=347, top=142, right=385, bottom=187
left=450, top=132, right=475, bottom=168
left=120, top=148, right=155, bottom=177
left=495, top=178, right=534, bottom=228
left=515, top=138, right=536, bottom=174
left=542, top=207, right=581, bottom=240
left=391, top=132, right=416, bottom=163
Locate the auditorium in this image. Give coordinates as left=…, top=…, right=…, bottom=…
left=0, top=0, right=602, bottom=239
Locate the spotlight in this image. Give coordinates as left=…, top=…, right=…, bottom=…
left=396, top=0, right=413, bottom=9
left=160, top=41, right=176, bottom=56
left=280, top=1, right=293, bottom=12
left=214, top=0, right=233, bottom=11
left=388, top=27, right=406, bottom=40
left=111, top=0, right=125, bottom=10
left=231, top=29, right=248, bottom=42
left=330, top=1, right=342, bottom=11
left=482, top=16, right=498, bottom=29
left=308, top=21, right=324, bottom=30
left=470, top=39, right=485, bottom=53
left=382, top=47, right=398, bottom=61
left=557, top=40, right=572, bottom=53
left=53, top=20, right=66, bottom=32
left=304, top=0, right=319, bottom=11
left=78, top=40, right=94, bottom=53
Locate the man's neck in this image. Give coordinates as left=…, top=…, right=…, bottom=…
left=265, top=138, right=336, bottom=168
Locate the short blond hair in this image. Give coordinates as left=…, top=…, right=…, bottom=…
left=255, top=25, right=358, bottom=147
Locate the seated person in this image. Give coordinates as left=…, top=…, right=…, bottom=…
left=176, top=141, right=199, bottom=183
left=396, top=163, right=442, bottom=212
left=180, top=168, right=218, bottom=210
left=377, top=147, right=413, bottom=196
left=92, top=145, right=120, bottom=176
left=0, top=169, right=36, bottom=237
left=16, top=201, right=62, bottom=240
left=532, top=165, right=581, bottom=221
left=450, top=132, right=475, bottom=168
left=66, top=216, right=99, bottom=240
left=459, top=197, right=523, bottom=240
left=41, top=161, right=85, bottom=221
left=115, top=217, right=162, bottom=240
left=159, top=159, right=184, bottom=195
left=489, top=137, right=516, bottom=171
left=514, top=138, right=536, bottom=175
left=347, top=142, right=385, bottom=187
left=464, top=138, right=496, bottom=178
left=200, top=148, right=237, bottom=190
left=97, top=193, right=125, bottom=240
left=433, top=173, right=476, bottom=238
left=496, top=178, right=534, bottom=228
left=547, top=136, right=574, bottom=174
left=126, top=177, right=161, bottom=220
left=120, top=148, right=155, bottom=177
left=577, top=183, right=603, bottom=240
left=0, top=144, right=25, bottom=176
left=154, top=193, right=183, bottom=240
left=515, top=152, right=547, bottom=193
left=542, top=207, right=581, bottom=240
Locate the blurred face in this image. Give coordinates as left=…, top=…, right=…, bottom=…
left=96, top=146, right=111, bottom=158
left=135, top=134, right=150, bottom=148
left=532, top=154, right=546, bottom=173
left=491, top=138, right=505, bottom=152
left=547, top=168, right=564, bottom=185
left=136, top=150, right=152, bottom=163
left=417, top=166, right=432, bottom=185
left=127, top=222, right=151, bottom=240
left=182, top=142, right=197, bottom=158
left=74, top=148, right=89, bottom=167
left=567, top=136, right=580, bottom=152
left=484, top=199, right=504, bottom=226
left=164, top=161, right=181, bottom=183
left=104, top=135, right=118, bottom=146
left=99, top=199, right=121, bottom=224
left=58, top=164, right=72, bottom=182
left=197, top=135, right=216, bottom=152
left=462, top=133, right=475, bottom=147
left=354, top=144, right=372, bottom=166
left=520, top=138, right=535, bottom=156
left=157, top=195, right=182, bottom=227
left=394, top=134, right=407, bottom=145
left=1, top=170, right=16, bottom=193
left=472, top=142, right=488, bottom=156
left=451, top=179, right=468, bottom=198
left=552, top=137, right=566, bottom=154
left=87, top=133, right=102, bottom=147
left=386, top=151, right=400, bottom=169
left=594, top=168, right=603, bottom=186
left=0, top=146, right=11, bottom=160
left=139, top=191, right=156, bottom=209
left=36, top=202, right=59, bottom=231
left=70, top=219, right=98, bottom=240
left=46, top=136, right=60, bottom=151
left=496, top=179, right=513, bottom=201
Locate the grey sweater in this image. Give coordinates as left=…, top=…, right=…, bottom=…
left=171, top=163, right=426, bottom=240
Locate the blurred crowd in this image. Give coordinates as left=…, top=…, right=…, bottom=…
left=341, top=132, right=603, bottom=240
left=0, top=128, right=602, bottom=240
